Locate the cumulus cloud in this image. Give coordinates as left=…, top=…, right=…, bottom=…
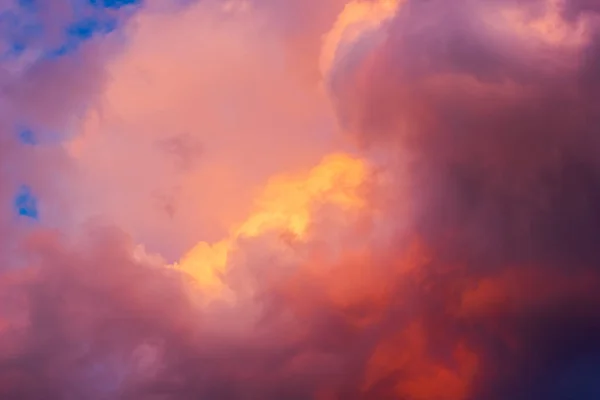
left=326, top=0, right=600, bottom=397
left=64, top=0, right=343, bottom=259
left=1, top=0, right=600, bottom=399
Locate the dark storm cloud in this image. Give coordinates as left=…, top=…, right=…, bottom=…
left=327, top=0, right=600, bottom=398
left=330, top=0, right=600, bottom=266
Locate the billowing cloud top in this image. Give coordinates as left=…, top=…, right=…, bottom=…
left=1, top=0, right=600, bottom=399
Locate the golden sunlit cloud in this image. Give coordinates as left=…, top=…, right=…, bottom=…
left=173, top=152, right=369, bottom=300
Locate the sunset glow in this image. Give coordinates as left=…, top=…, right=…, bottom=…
left=1, top=0, right=600, bottom=398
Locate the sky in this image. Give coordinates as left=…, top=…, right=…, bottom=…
left=0, top=0, right=600, bottom=398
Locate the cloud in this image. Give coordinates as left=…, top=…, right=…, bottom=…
left=1, top=0, right=600, bottom=399
left=324, top=0, right=600, bottom=397
left=0, top=0, right=143, bottom=265
left=63, top=0, right=343, bottom=260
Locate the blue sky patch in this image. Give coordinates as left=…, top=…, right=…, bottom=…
left=14, top=185, right=39, bottom=220
left=0, top=0, right=141, bottom=61
left=47, top=15, right=118, bottom=57
left=89, top=0, right=142, bottom=10
left=66, top=16, right=118, bottom=40
left=18, top=128, right=37, bottom=145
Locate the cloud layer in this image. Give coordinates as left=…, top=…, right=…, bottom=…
left=1, top=0, right=600, bottom=399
